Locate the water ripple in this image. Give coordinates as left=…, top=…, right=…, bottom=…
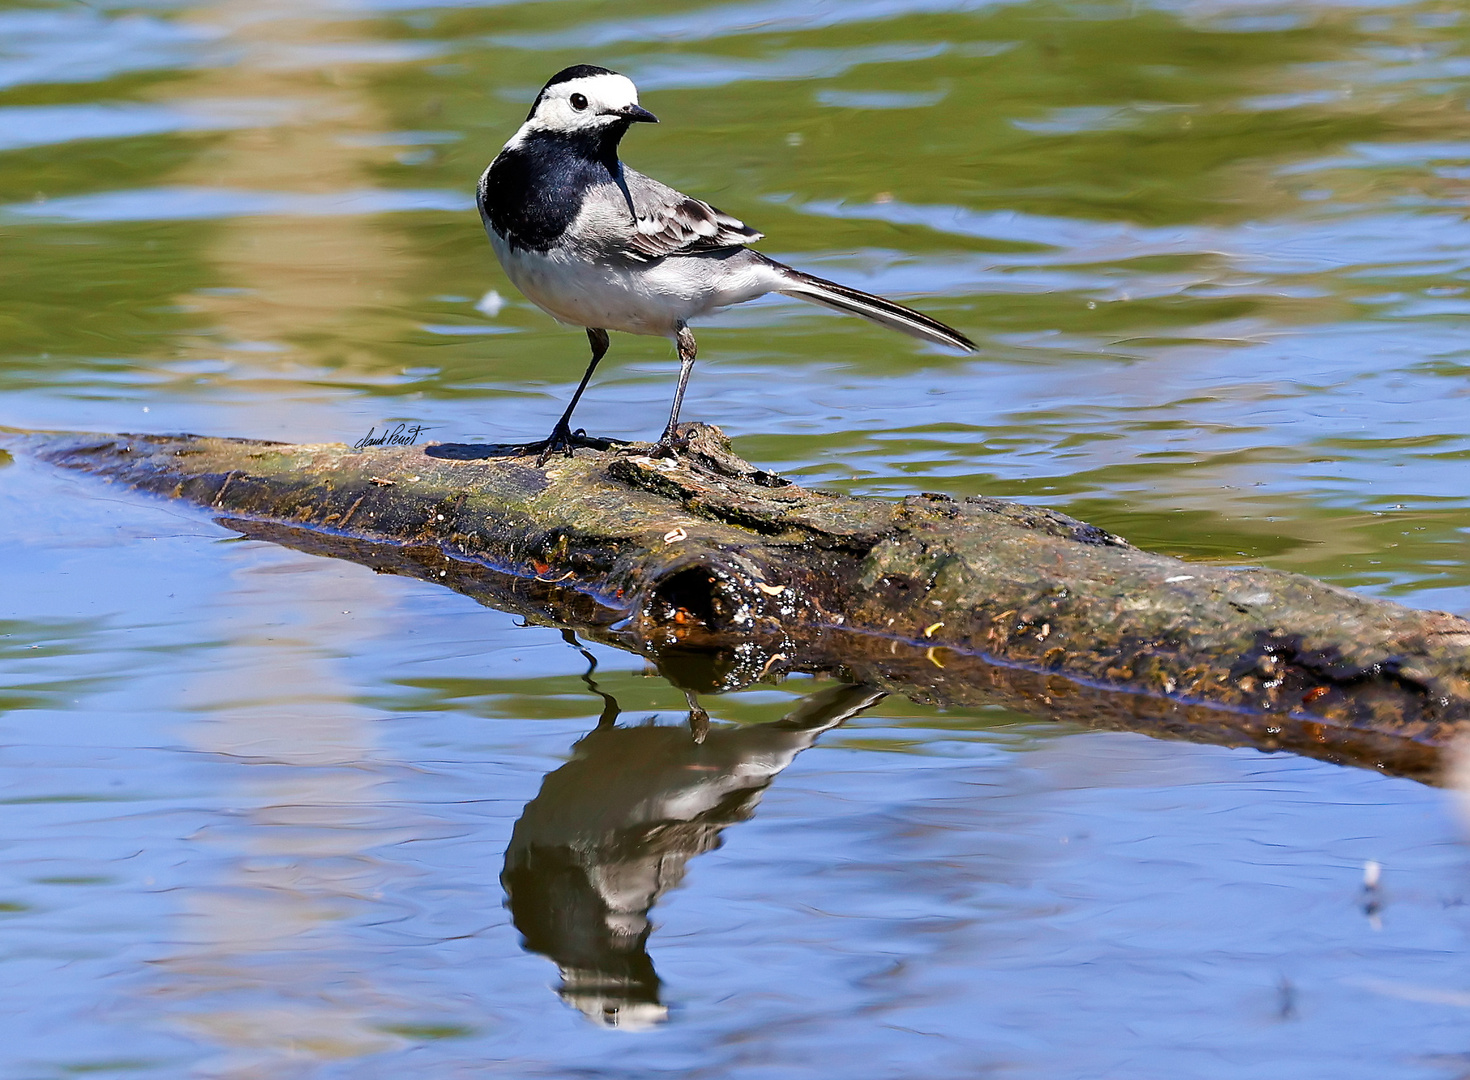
left=498, top=0, right=1004, bottom=49
left=0, top=100, right=301, bottom=152
left=625, top=42, right=971, bottom=91
left=0, top=9, right=214, bottom=90
left=787, top=196, right=1470, bottom=285
left=2, top=186, right=473, bottom=223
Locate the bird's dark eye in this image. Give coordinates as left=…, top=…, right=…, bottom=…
left=569, top=93, right=588, bottom=111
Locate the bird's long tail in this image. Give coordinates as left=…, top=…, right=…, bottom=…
left=765, top=258, right=975, bottom=352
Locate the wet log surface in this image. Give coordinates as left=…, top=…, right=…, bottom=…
left=9, top=422, right=1470, bottom=782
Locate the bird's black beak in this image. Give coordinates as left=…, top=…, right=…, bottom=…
left=616, top=104, right=659, bottom=124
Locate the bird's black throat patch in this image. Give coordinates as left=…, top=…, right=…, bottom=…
left=479, top=127, right=629, bottom=253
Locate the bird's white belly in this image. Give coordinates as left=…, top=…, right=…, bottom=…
left=490, top=233, right=776, bottom=338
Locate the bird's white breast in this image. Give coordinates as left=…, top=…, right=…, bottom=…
left=487, top=200, right=781, bottom=339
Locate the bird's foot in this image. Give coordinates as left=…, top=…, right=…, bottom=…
left=524, top=424, right=586, bottom=467
left=649, top=427, right=689, bottom=460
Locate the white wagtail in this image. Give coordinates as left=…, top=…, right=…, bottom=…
left=478, top=64, right=976, bottom=462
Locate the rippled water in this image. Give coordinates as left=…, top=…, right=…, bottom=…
left=1, top=0, right=1468, bottom=1075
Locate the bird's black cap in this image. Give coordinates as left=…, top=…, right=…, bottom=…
left=543, top=64, right=618, bottom=88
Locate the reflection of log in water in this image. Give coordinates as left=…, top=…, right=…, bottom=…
left=503, top=653, right=883, bottom=1029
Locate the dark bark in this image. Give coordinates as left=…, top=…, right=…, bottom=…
left=8, top=423, right=1469, bottom=782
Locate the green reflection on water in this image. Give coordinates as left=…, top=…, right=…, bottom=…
left=0, top=0, right=1465, bottom=608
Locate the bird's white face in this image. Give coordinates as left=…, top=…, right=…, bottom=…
left=525, top=73, right=652, bottom=135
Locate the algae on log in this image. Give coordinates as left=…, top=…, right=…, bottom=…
left=9, top=423, right=1470, bottom=781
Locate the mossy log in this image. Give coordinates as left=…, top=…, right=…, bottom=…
left=9, top=423, right=1470, bottom=782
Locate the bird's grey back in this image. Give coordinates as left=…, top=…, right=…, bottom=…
left=618, top=166, right=763, bottom=261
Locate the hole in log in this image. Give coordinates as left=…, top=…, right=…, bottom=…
left=647, top=566, right=721, bottom=629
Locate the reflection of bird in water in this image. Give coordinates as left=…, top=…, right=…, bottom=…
left=502, top=637, right=883, bottom=1029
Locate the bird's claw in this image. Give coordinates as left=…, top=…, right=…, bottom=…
left=529, top=423, right=578, bottom=467
left=650, top=429, right=689, bottom=460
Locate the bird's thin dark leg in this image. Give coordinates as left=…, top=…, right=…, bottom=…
left=561, top=628, right=621, bottom=730
left=654, top=325, right=697, bottom=456
left=532, top=328, right=609, bottom=466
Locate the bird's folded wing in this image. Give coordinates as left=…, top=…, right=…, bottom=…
left=622, top=167, right=763, bottom=260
